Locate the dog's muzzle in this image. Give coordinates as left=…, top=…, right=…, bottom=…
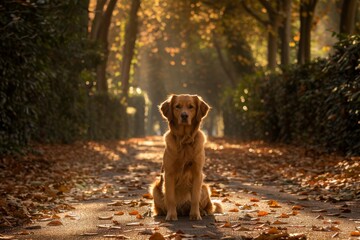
left=181, top=112, right=188, bottom=122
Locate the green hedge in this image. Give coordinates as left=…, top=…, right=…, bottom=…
left=224, top=35, right=360, bottom=155
left=86, top=94, right=127, bottom=140
left=0, top=1, right=127, bottom=155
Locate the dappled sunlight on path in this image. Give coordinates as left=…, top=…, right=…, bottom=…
left=1, top=137, right=359, bottom=239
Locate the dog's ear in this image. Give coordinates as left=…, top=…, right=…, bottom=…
left=159, top=95, right=174, bottom=121
left=195, top=95, right=210, bottom=121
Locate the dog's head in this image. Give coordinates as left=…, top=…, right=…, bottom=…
left=159, top=94, right=210, bottom=126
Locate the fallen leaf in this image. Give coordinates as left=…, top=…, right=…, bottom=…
left=323, top=220, right=340, bottom=224
left=272, top=220, right=288, bottom=225
left=331, top=232, right=339, bottom=238
left=292, top=205, right=304, bottom=210
left=220, top=221, right=232, bottom=228
left=80, top=232, right=98, bottom=236
left=267, top=227, right=280, bottom=234
left=98, top=215, right=113, bottom=220
left=97, top=224, right=113, bottom=228
left=149, top=232, right=166, bottom=240
left=47, top=220, right=63, bottom=226
left=257, top=211, right=268, bottom=217
left=250, top=198, right=259, bottom=202
left=128, top=210, right=139, bottom=215
left=103, top=234, right=129, bottom=239
left=136, top=214, right=144, bottom=219
left=234, top=226, right=251, bottom=231
left=16, top=231, right=32, bottom=235
left=126, top=222, right=142, bottom=226
left=229, top=208, right=239, bottom=212
left=142, top=193, right=153, bottom=199
left=268, top=200, right=281, bottom=208
left=311, top=209, right=327, bottom=213
left=0, top=235, right=15, bottom=240
left=52, top=214, right=61, bottom=219
left=114, top=211, right=124, bottom=215
left=350, top=231, right=360, bottom=236
left=276, top=213, right=290, bottom=218
left=192, top=224, right=207, bottom=228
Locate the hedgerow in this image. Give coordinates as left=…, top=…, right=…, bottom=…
left=224, top=35, right=360, bottom=155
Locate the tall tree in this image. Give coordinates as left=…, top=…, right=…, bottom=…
left=340, top=0, right=358, bottom=34
left=97, top=0, right=118, bottom=93
left=297, top=0, right=318, bottom=65
left=279, top=0, right=292, bottom=67
left=242, top=0, right=283, bottom=70
left=120, top=0, right=141, bottom=102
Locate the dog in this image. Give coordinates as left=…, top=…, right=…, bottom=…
left=150, top=94, right=222, bottom=221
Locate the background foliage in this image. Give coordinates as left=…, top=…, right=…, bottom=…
left=1, top=0, right=359, bottom=156
left=0, top=1, right=127, bottom=154
left=224, top=35, right=360, bottom=155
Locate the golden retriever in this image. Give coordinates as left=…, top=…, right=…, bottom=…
left=150, top=94, right=222, bottom=221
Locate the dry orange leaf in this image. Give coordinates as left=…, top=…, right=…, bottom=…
left=350, top=231, right=360, bottom=236
left=47, top=220, right=63, bottom=226
left=228, top=208, right=239, bottom=212
left=267, top=227, right=280, bottom=234
left=220, top=221, right=232, bottom=228
left=272, top=220, right=288, bottom=225
left=257, top=211, right=268, bottom=217
left=276, top=213, right=290, bottom=218
left=114, top=211, right=124, bottom=215
left=250, top=198, right=259, bottom=202
left=142, top=193, right=153, bottom=199
left=136, top=214, right=144, bottom=219
left=292, top=205, right=303, bottom=210
left=129, top=210, right=139, bottom=215
left=149, top=232, right=166, bottom=240
left=268, top=200, right=281, bottom=208
left=292, top=210, right=299, bottom=215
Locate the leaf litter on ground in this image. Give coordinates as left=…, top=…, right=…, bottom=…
left=0, top=137, right=359, bottom=239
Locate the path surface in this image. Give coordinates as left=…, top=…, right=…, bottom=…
left=1, top=136, right=359, bottom=239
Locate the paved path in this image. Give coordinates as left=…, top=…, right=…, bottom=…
left=1, top=137, right=359, bottom=239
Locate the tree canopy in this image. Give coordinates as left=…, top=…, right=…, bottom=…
left=0, top=0, right=359, bottom=155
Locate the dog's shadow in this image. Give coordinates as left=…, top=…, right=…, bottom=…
left=153, top=214, right=226, bottom=239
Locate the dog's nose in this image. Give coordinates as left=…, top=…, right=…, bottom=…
left=181, top=112, right=188, bottom=120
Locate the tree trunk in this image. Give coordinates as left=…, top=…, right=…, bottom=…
left=267, top=13, right=282, bottom=70
left=120, top=0, right=141, bottom=102
left=298, top=0, right=318, bottom=65
left=90, top=0, right=107, bottom=40
left=280, top=0, right=292, bottom=67
left=242, top=0, right=283, bottom=70
left=95, top=0, right=117, bottom=93
left=267, top=24, right=278, bottom=70
left=212, top=34, right=237, bottom=88
left=340, top=0, right=358, bottom=34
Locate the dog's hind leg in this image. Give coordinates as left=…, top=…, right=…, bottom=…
left=150, top=175, right=166, bottom=216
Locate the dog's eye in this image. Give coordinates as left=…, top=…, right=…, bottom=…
left=175, top=105, right=181, bottom=109
left=188, top=105, right=194, bottom=109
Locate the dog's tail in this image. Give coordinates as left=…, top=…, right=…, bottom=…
left=212, top=200, right=224, bottom=214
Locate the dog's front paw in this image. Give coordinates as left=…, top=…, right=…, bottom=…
left=165, top=212, right=178, bottom=221
left=189, top=211, right=202, bottom=220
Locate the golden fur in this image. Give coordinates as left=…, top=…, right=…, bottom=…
left=150, top=94, right=221, bottom=221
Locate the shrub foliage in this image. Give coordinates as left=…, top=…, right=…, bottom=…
left=0, top=1, right=128, bottom=154
left=224, top=35, right=360, bottom=155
